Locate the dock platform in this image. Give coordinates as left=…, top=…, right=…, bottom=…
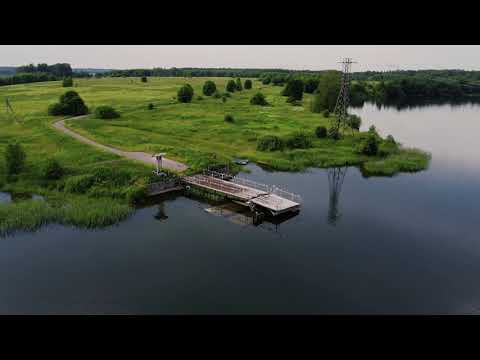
left=182, top=173, right=301, bottom=216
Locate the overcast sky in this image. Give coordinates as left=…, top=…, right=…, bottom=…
left=1, top=45, right=480, bottom=71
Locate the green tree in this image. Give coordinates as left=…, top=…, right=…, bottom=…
left=42, top=159, right=64, bottom=180
left=48, top=91, right=88, bottom=116
left=304, top=78, right=320, bottom=93
left=5, top=142, right=26, bottom=176
left=244, top=79, right=252, bottom=89
left=226, top=80, right=237, bottom=93
left=283, top=79, right=304, bottom=102
left=177, top=84, right=194, bottom=103
left=141, top=76, right=147, bottom=83
left=250, top=92, right=268, bottom=106
left=95, top=105, right=120, bottom=119
left=311, top=71, right=341, bottom=113
left=202, top=80, right=217, bottom=96
left=235, top=78, right=243, bottom=91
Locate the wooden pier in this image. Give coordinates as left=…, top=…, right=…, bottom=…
left=182, top=171, right=301, bottom=216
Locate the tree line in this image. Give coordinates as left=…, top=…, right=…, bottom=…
left=0, top=63, right=91, bottom=87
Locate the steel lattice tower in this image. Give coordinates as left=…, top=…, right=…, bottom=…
left=333, top=58, right=356, bottom=131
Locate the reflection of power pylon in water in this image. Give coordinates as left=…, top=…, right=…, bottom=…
left=154, top=202, right=168, bottom=221
left=327, top=166, right=348, bottom=226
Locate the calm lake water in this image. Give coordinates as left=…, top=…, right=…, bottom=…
left=1, top=101, right=480, bottom=314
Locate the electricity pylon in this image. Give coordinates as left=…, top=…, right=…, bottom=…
left=333, top=58, right=356, bottom=132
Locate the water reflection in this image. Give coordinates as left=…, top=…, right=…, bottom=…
left=351, top=97, right=480, bottom=111
left=153, top=202, right=168, bottom=221
left=327, top=166, right=348, bottom=226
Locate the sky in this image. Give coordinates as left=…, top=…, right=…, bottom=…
left=1, top=45, right=480, bottom=71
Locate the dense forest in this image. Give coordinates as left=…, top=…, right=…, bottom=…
left=0, top=63, right=92, bottom=87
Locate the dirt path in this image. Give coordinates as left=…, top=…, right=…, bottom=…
left=52, top=115, right=188, bottom=172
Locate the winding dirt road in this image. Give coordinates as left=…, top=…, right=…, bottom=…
left=52, top=115, right=188, bottom=172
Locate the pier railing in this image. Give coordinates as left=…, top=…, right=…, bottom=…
left=232, top=176, right=302, bottom=203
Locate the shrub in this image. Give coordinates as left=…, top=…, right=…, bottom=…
left=323, top=109, right=330, bottom=118
left=95, top=105, right=120, bottom=119
left=378, top=141, right=400, bottom=157
left=64, top=174, right=96, bottom=194
left=148, top=103, right=154, bottom=110
left=62, top=77, right=73, bottom=87
left=262, top=77, right=271, bottom=85
left=250, top=92, right=268, bottom=106
left=197, top=95, right=203, bottom=101
left=328, top=127, right=341, bottom=140
left=226, top=80, right=237, bottom=93
left=235, top=78, right=243, bottom=91
left=213, top=91, right=221, bottom=99
left=224, top=114, right=234, bottom=123
left=48, top=90, right=88, bottom=116
left=285, top=132, right=312, bottom=149
left=359, top=134, right=379, bottom=156
left=42, top=159, right=64, bottom=180
left=141, top=76, right=147, bottom=83
left=257, top=135, right=284, bottom=151
left=315, top=126, right=327, bottom=138
left=5, top=142, right=26, bottom=176
left=177, top=84, right=194, bottom=103
left=223, top=92, right=231, bottom=98
left=222, top=96, right=227, bottom=103
left=347, top=114, right=362, bottom=130
left=202, top=80, right=217, bottom=96
left=244, top=79, right=252, bottom=89
left=48, top=102, right=67, bottom=116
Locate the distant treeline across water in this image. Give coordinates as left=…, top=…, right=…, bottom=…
left=3, top=64, right=480, bottom=102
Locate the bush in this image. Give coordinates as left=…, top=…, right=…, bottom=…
left=262, top=77, right=271, bottom=85
left=42, top=159, right=64, bottom=180
left=197, top=95, right=203, bottom=101
left=224, top=114, right=234, bottom=123
left=223, top=92, right=231, bottom=98
left=222, top=96, right=227, bottom=103
left=48, top=102, right=67, bottom=116
left=48, top=90, right=88, bottom=116
left=244, top=79, right=252, bottom=89
left=95, top=105, right=120, bottom=119
left=323, top=109, right=330, bottom=118
left=359, top=134, right=379, bottom=156
left=64, top=175, right=96, bottom=194
left=250, top=92, right=268, bottom=106
left=257, top=135, right=284, bottom=151
left=126, top=186, right=148, bottom=205
left=177, top=84, right=194, bottom=103
left=5, top=142, right=26, bottom=176
left=347, top=114, right=362, bottom=130
left=315, top=126, right=327, bottom=138
left=213, top=91, right=221, bottom=99
left=285, top=132, right=312, bottom=149
left=226, top=80, right=237, bottom=93
left=141, top=76, right=147, bottom=83
left=148, top=103, right=154, bottom=110
left=378, top=140, right=399, bottom=157
left=202, top=80, right=217, bottom=96
left=235, top=78, right=243, bottom=91
left=328, top=127, right=341, bottom=140
left=62, top=77, right=73, bottom=87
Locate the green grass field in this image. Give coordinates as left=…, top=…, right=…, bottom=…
left=0, top=76, right=430, bottom=234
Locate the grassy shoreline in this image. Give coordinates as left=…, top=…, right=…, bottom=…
left=0, top=77, right=431, bottom=235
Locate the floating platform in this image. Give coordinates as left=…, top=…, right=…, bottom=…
left=182, top=174, right=301, bottom=216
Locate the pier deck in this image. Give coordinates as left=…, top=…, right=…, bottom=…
left=182, top=174, right=300, bottom=215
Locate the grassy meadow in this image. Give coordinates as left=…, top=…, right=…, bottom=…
left=0, top=76, right=430, bottom=234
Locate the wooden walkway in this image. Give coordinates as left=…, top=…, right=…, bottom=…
left=182, top=174, right=300, bottom=215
